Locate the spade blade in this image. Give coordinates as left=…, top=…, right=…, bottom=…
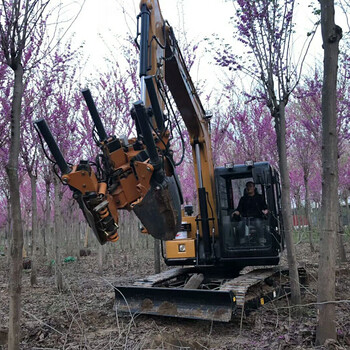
left=133, top=175, right=181, bottom=240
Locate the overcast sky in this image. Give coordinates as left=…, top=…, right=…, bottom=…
left=66, top=0, right=234, bottom=90
left=62, top=0, right=347, bottom=95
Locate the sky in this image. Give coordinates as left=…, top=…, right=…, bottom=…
left=61, top=0, right=348, bottom=96
left=67, top=0, right=234, bottom=91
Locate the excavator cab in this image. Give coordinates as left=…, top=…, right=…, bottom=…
left=216, top=161, right=284, bottom=266
left=163, top=161, right=284, bottom=269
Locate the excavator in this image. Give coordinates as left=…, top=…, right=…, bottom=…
left=35, top=0, right=306, bottom=322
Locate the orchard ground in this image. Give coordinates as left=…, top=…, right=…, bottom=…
left=0, top=238, right=350, bottom=349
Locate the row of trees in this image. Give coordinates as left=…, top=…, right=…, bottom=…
left=218, top=0, right=347, bottom=344
left=2, top=59, right=349, bottom=254
left=0, top=0, right=349, bottom=348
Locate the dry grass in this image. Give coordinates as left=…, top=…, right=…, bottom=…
left=0, top=242, right=349, bottom=349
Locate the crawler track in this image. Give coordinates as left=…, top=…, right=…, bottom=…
left=114, top=267, right=307, bottom=322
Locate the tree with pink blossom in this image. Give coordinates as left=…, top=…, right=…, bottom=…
left=0, top=1, right=86, bottom=345
left=291, top=65, right=350, bottom=257
left=0, top=0, right=52, bottom=346
left=216, top=0, right=319, bottom=305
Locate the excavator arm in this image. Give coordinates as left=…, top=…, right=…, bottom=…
left=136, top=0, right=218, bottom=261
left=34, top=0, right=216, bottom=251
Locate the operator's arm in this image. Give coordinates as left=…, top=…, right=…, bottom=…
left=233, top=197, right=244, bottom=216
left=258, top=195, right=268, bottom=215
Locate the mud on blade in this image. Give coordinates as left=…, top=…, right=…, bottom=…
left=114, top=286, right=236, bottom=322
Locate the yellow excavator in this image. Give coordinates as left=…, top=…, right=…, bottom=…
left=35, top=0, right=306, bottom=321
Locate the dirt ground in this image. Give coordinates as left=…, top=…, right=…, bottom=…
left=0, top=241, right=350, bottom=350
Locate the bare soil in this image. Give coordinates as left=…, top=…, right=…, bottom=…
left=0, top=242, right=350, bottom=349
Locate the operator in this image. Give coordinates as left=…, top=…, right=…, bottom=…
left=232, top=181, right=268, bottom=245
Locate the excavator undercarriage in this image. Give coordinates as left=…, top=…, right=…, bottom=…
left=114, top=267, right=307, bottom=322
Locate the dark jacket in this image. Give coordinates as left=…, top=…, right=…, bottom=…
left=236, top=193, right=267, bottom=218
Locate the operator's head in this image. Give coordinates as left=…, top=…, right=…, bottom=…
left=245, top=181, right=255, bottom=195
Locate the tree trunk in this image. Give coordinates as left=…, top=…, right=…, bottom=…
left=337, top=201, right=346, bottom=263
left=54, top=177, right=64, bottom=292
left=84, top=223, right=89, bottom=248
left=6, top=197, right=11, bottom=262
left=24, top=227, right=29, bottom=258
left=75, top=220, right=80, bottom=260
left=275, top=101, right=301, bottom=306
left=154, top=239, right=161, bottom=274
left=98, top=244, right=104, bottom=275
left=30, top=174, right=38, bottom=286
left=304, top=175, right=315, bottom=252
left=337, top=205, right=346, bottom=263
left=315, top=202, right=322, bottom=231
left=43, top=179, right=51, bottom=258
left=336, top=201, right=346, bottom=263
left=130, top=213, right=137, bottom=250
left=345, top=193, right=350, bottom=226
left=6, top=63, right=24, bottom=350
left=316, top=0, right=341, bottom=344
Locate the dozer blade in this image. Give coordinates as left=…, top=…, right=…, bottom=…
left=114, top=286, right=236, bottom=322
left=133, top=175, right=181, bottom=241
